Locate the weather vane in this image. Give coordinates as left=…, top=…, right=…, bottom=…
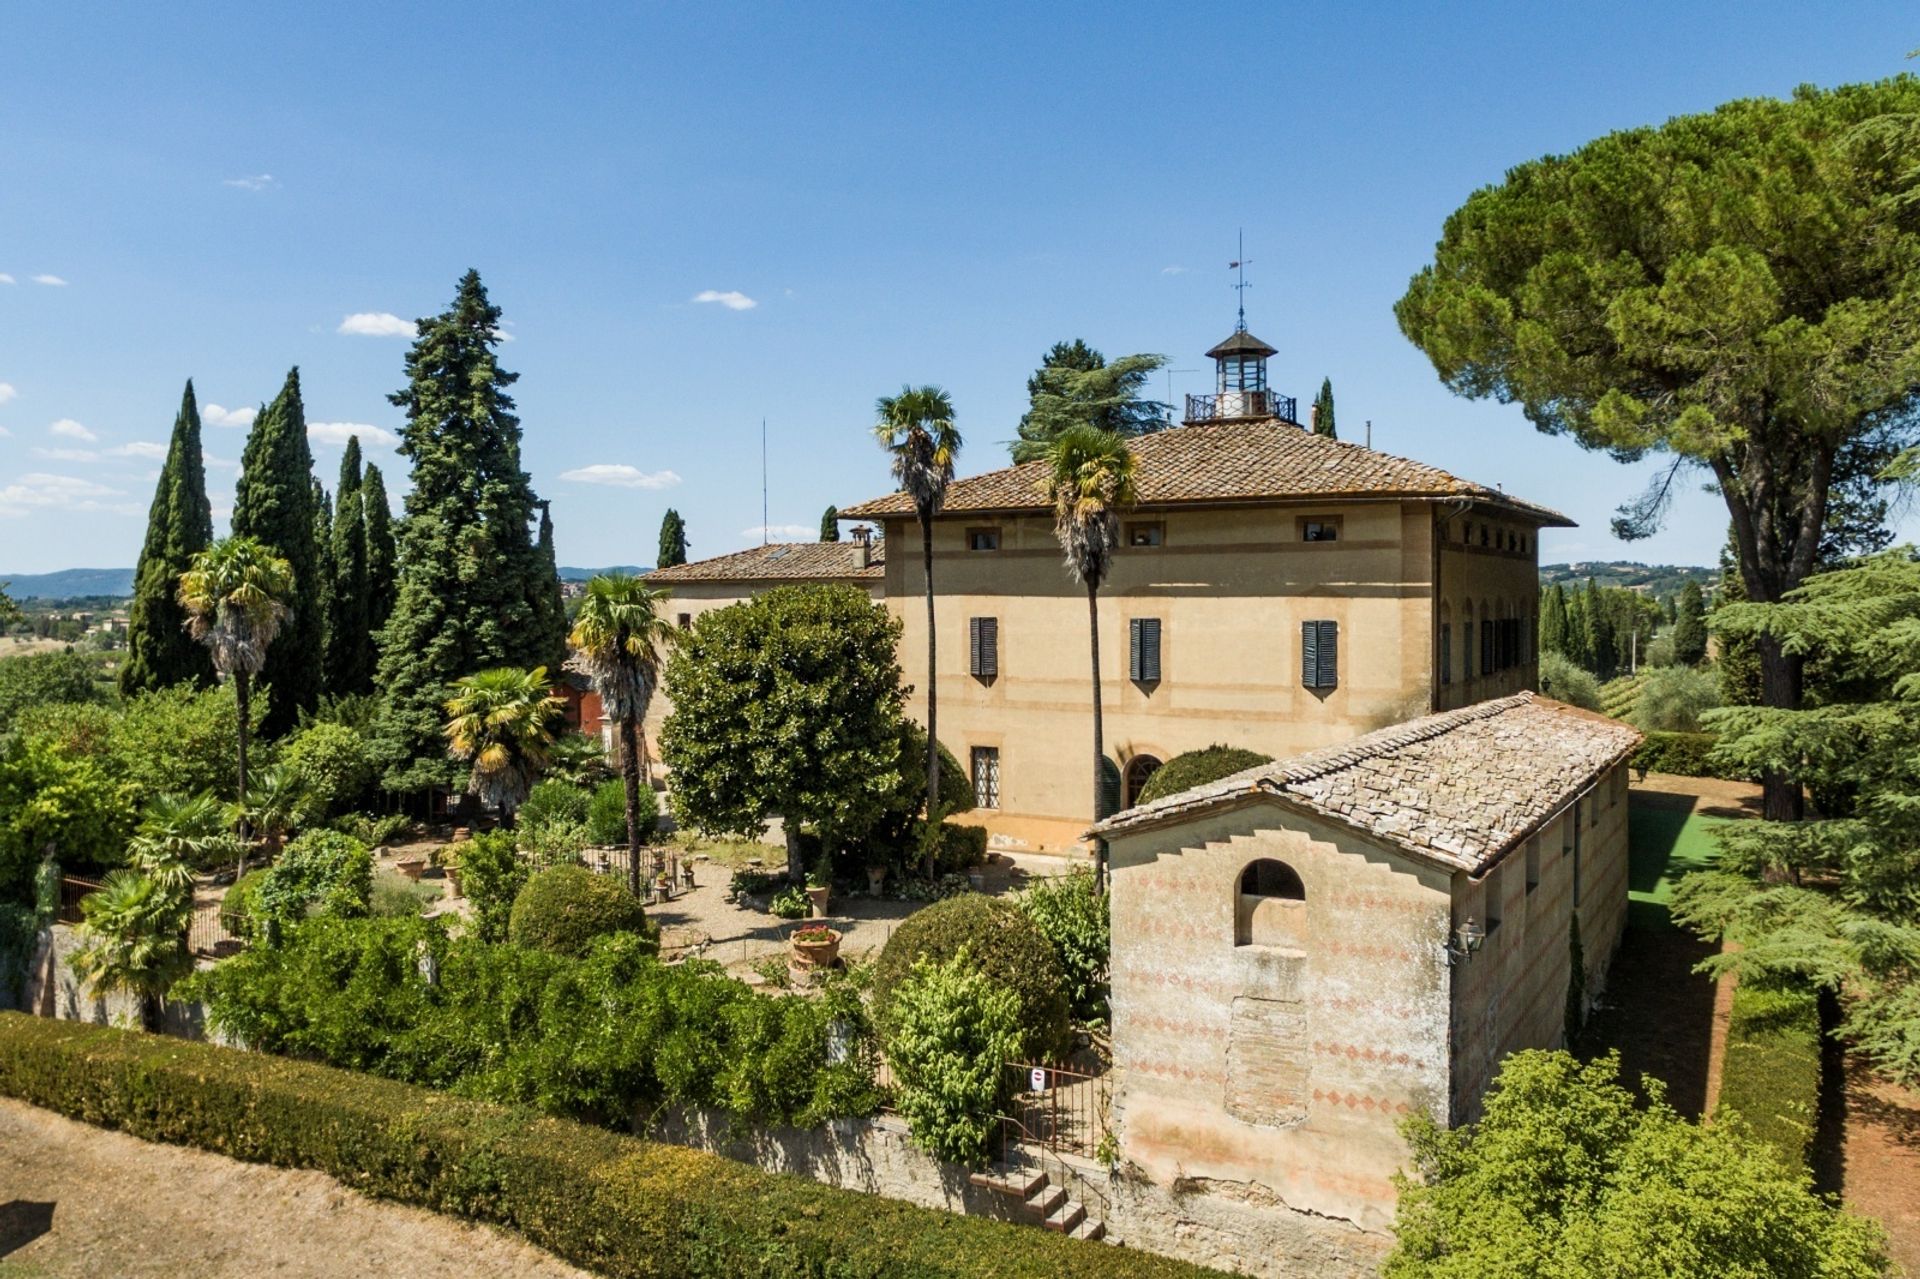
left=1229, top=228, right=1251, bottom=332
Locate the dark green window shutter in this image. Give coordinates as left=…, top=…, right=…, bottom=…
left=1130, top=618, right=1161, bottom=682
left=969, top=617, right=997, bottom=678
left=1302, top=620, right=1338, bottom=689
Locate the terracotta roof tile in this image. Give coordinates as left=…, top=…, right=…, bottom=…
left=839, top=418, right=1572, bottom=526
left=641, top=541, right=884, bottom=585
left=1092, top=693, right=1641, bottom=875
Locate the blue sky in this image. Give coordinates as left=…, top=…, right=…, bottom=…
left=1, top=2, right=1915, bottom=575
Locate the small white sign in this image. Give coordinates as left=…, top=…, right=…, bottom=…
left=1030, top=1067, right=1047, bottom=1093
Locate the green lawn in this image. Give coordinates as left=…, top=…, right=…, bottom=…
left=1626, top=800, right=1725, bottom=931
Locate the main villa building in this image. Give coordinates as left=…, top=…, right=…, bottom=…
left=649, top=325, right=1572, bottom=854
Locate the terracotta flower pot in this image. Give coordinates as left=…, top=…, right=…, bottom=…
left=396, top=858, right=427, bottom=882
left=789, top=927, right=842, bottom=971
left=445, top=867, right=463, bottom=898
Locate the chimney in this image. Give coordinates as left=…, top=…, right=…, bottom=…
left=1308, top=403, right=1319, bottom=433
left=851, top=525, right=872, bottom=569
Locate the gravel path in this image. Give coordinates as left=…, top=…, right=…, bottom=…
left=0, top=1098, right=591, bottom=1278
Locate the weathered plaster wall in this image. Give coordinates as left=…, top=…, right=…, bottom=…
left=1445, top=761, right=1631, bottom=1119
left=18, top=923, right=206, bottom=1039
left=1433, top=504, right=1543, bottom=712
left=1105, top=802, right=1452, bottom=1236
left=655, top=1107, right=1389, bottom=1279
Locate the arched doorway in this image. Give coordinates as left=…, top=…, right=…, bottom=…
left=1123, top=754, right=1163, bottom=809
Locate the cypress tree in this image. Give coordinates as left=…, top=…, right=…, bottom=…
left=1311, top=377, right=1337, bottom=438
left=1539, top=583, right=1569, bottom=658
left=373, top=270, right=555, bottom=790
left=361, top=462, right=397, bottom=639
left=1564, top=587, right=1592, bottom=670
left=820, top=505, right=840, bottom=542
left=1671, top=580, right=1709, bottom=668
left=310, top=476, right=336, bottom=692
left=326, top=437, right=372, bottom=695
left=1583, top=577, right=1617, bottom=678
left=530, top=500, right=567, bottom=669
left=121, top=380, right=215, bottom=694
left=658, top=508, right=688, bottom=567
left=230, top=368, right=324, bottom=735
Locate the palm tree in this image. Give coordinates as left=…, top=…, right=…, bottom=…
left=228, top=765, right=304, bottom=860
left=1039, top=425, right=1139, bottom=873
left=565, top=574, right=678, bottom=895
left=443, top=666, right=565, bottom=823
left=128, top=792, right=229, bottom=892
left=874, top=386, right=962, bottom=837
left=71, top=866, right=194, bottom=1031
left=178, top=535, right=294, bottom=881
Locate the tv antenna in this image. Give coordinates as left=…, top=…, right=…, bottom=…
left=760, top=416, right=769, bottom=545
left=1229, top=228, right=1252, bottom=332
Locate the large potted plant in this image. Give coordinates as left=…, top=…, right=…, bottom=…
left=805, top=858, right=831, bottom=917
left=788, top=923, right=842, bottom=978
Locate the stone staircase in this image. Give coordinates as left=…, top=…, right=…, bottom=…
left=968, top=1162, right=1107, bottom=1242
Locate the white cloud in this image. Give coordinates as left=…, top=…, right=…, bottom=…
left=741, top=524, right=814, bottom=541
left=110, top=441, right=168, bottom=460
left=1161, top=265, right=1186, bottom=275
left=0, top=274, right=14, bottom=285
left=202, top=402, right=257, bottom=428
left=0, top=472, right=127, bottom=518
left=0, top=426, right=10, bottom=438
left=50, top=418, right=97, bottom=441
left=0, top=383, right=15, bottom=404
left=559, top=463, right=682, bottom=490
left=32, top=447, right=98, bottom=462
left=202, top=451, right=239, bottom=471
left=308, top=422, right=400, bottom=449
left=223, top=174, right=276, bottom=192
left=31, top=274, right=67, bottom=287
left=692, top=289, right=757, bottom=311
left=338, top=312, right=417, bottom=337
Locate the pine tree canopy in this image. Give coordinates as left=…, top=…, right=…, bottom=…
left=1396, top=78, right=1920, bottom=814
left=122, top=379, right=216, bottom=695
left=230, top=368, right=324, bottom=735
left=372, top=270, right=558, bottom=791
left=1011, top=342, right=1168, bottom=462
left=819, top=505, right=839, bottom=542
left=657, top=508, right=688, bottom=568
left=1311, top=377, right=1337, bottom=438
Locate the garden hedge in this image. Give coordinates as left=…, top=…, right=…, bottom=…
left=508, top=864, right=653, bottom=957
left=0, top=1014, right=1221, bottom=1279
left=873, top=894, right=1070, bottom=1060
left=1715, top=983, right=1822, bottom=1168
left=1630, top=731, right=1751, bottom=781
left=1133, top=746, right=1273, bottom=807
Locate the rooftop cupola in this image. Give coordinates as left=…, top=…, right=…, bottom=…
left=1185, top=328, right=1297, bottom=425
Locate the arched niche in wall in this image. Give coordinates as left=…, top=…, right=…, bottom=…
left=1235, top=857, right=1306, bottom=950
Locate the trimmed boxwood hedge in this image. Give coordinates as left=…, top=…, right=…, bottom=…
left=1133, top=746, right=1273, bottom=807
left=1715, top=983, right=1821, bottom=1168
left=1630, top=731, right=1751, bottom=782
left=0, top=1013, right=1221, bottom=1279
left=872, top=894, right=1070, bottom=1060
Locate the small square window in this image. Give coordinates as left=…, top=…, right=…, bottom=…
left=967, top=528, right=1001, bottom=552
left=676, top=613, right=692, bottom=630
left=1301, top=518, right=1341, bottom=543
left=1126, top=521, right=1164, bottom=547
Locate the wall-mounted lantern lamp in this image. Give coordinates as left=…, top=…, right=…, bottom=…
left=1446, top=917, right=1486, bottom=965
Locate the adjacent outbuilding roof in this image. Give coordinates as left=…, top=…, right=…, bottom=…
left=838, top=418, right=1573, bottom=525
left=642, top=541, right=885, bottom=585
left=1092, top=693, right=1641, bottom=876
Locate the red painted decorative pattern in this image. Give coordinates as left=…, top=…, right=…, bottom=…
left=1310, top=1087, right=1412, bottom=1114
left=1311, top=1040, right=1418, bottom=1068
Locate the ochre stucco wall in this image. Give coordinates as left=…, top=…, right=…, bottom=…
left=883, top=501, right=1460, bottom=851
left=1104, top=802, right=1454, bottom=1235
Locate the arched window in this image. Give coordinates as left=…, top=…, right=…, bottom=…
left=1123, top=754, right=1163, bottom=808
left=1236, top=858, right=1306, bottom=948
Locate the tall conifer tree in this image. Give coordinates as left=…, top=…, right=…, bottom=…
left=121, top=380, right=215, bottom=694
left=230, top=368, right=324, bottom=734
left=361, top=462, right=397, bottom=639
left=1539, top=583, right=1569, bottom=658
left=310, top=476, right=336, bottom=694
left=327, top=437, right=372, bottom=695
left=530, top=500, right=567, bottom=669
left=1583, top=577, right=1617, bottom=678
left=1311, top=377, right=1337, bottom=438
left=819, top=505, right=839, bottom=542
left=373, top=271, right=555, bottom=790
left=657, top=508, right=688, bottom=568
